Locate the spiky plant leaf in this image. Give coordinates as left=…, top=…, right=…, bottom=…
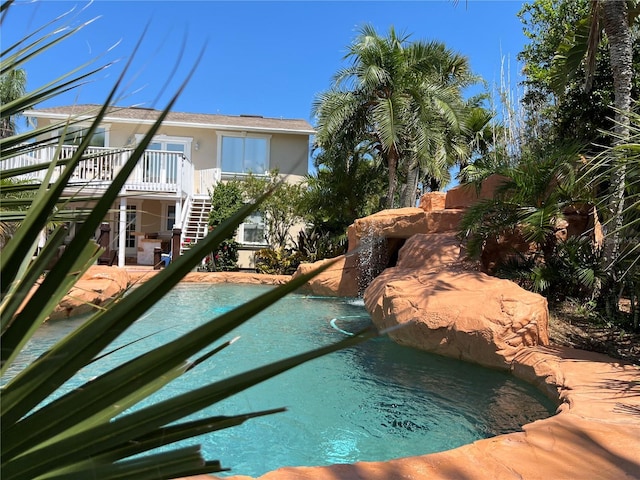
left=1, top=4, right=374, bottom=479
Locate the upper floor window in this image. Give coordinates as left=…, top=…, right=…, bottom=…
left=61, top=126, right=107, bottom=147
left=220, top=135, right=269, bottom=174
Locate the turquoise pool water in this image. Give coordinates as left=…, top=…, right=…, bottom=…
left=15, top=283, right=556, bottom=477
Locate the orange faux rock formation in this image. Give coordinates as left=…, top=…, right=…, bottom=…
left=363, top=233, right=549, bottom=369
left=292, top=255, right=359, bottom=297
left=297, top=208, right=435, bottom=298
left=424, top=208, right=465, bottom=233
left=49, top=265, right=130, bottom=320
left=51, top=268, right=292, bottom=321
left=365, top=268, right=549, bottom=370
left=444, top=173, right=509, bottom=209
left=347, top=207, right=429, bottom=251
left=419, top=191, right=446, bottom=211
left=394, top=232, right=462, bottom=270
left=125, top=269, right=291, bottom=286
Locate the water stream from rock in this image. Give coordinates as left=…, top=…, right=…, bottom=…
left=356, top=224, right=388, bottom=296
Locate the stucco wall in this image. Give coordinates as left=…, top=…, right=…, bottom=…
left=269, top=133, right=309, bottom=176
left=140, top=199, right=162, bottom=234
left=33, top=119, right=309, bottom=179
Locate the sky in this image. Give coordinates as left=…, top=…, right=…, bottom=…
left=5, top=0, right=529, bottom=117
left=4, top=0, right=529, bottom=174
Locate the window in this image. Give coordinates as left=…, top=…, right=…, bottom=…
left=220, top=135, right=268, bottom=174
left=239, top=211, right=267, bottom=245
left=138, top=135, right=190, bottom=184
left=166, top=205, right=176, bottom=231
left=61, top=126, right=106, bottom=147
left=125, top=206, right=137, bottom=248
left=147, top=141, right=184, bottom=183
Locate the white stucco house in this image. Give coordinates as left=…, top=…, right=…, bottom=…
left=8, top=105, right=315, bottom=268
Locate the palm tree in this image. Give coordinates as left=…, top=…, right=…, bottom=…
left=313, top=24, right=471, bottom=209
left=580, top=109, right=640, bottom=328
left=456, top=100, right=510, bottom=186
left=306, top=136, right=387, bottom=238
left=547, top=0, right=637, bottom=312
left=0, top=68, right=27, bottom=138
left=399, top=43, right=473, bottom=207
left=594, top=1, right=634, bottom=281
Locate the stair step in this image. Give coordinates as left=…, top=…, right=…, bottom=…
left=179, top=197, right=213, bottom=255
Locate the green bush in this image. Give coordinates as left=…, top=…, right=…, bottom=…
left=255, top=247, right=303, bottom=275
left=201, top=239, right=240, bottom=272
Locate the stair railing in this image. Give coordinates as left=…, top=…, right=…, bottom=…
left=178, top=195, right=192, bottom=256
left=179, top=194, right=191, bottom=230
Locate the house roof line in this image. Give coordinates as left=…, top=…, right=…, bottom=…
left=24, top=105, right=316, bottom=136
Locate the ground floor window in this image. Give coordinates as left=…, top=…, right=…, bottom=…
left=238, top=211, right=267, bottom=245
left=125, top=206, right=137, bottom=248
left=166, top=204, right=176, bottom=232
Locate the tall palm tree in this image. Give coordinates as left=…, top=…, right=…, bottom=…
left=313, top=24, right=471, bottom=209
left=399, top=43, right=473, bottom=207
left=0, top=68, right=27, bottom=138
left=595, top=1, right=634, bottom=277
left=550, top=0, right=637, bottom=310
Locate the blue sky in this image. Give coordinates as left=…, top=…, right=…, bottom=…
left=5, top=0, right=528, bottom=122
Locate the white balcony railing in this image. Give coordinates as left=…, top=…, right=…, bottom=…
left=1, top=145, right=191, bottom=195
left=197, top=168, right=222, bottom=195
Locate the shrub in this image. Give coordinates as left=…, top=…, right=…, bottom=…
left=255, top=247, right=303, bottom=275
left=201, top=239, right=240, bottom=272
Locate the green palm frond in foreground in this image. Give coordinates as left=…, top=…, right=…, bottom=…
left=0, top=4, right=375, bottom=478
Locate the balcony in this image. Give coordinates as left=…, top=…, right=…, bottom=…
left=2, top=145, right=194, bottom=196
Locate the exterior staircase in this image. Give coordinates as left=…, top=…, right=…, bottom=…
left=180, top=195, right=212, bottom=255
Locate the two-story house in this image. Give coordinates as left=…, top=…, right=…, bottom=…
left=13, top=105, right=315, bottom=268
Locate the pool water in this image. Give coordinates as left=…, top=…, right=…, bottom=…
left=14, top=283, right=556, bottom=477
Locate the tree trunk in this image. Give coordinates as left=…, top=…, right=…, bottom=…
left=385, top=149, right=399, bottom=209
left=400, top=163, right=420, bottom=207
left=600, top=0, right=632, bottom=311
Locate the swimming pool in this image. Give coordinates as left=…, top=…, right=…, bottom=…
left=14, top=283, right=556, bottom=477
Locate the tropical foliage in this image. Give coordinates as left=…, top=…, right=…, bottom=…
left=233, top=170, right=307, bottom=249
left=0, top=3, right=375, bottom=479
left=458, top=144, right=596, bottom=290
left=313, top=24, right=474, bottom=209
left=254, top=246, right=303, bottom=275
left=459, top=0, right=639, bottom=330
left=580, top=110, right=640, bottom=327
left=303, top=137, right=387, bottom=254
left=517, top=0, right=640, bottom=149
left=206, top=171, right=308, bottom=274
left=0, top=68, right=26, bottom=138
left=204, top=181, right=244, bottom=271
